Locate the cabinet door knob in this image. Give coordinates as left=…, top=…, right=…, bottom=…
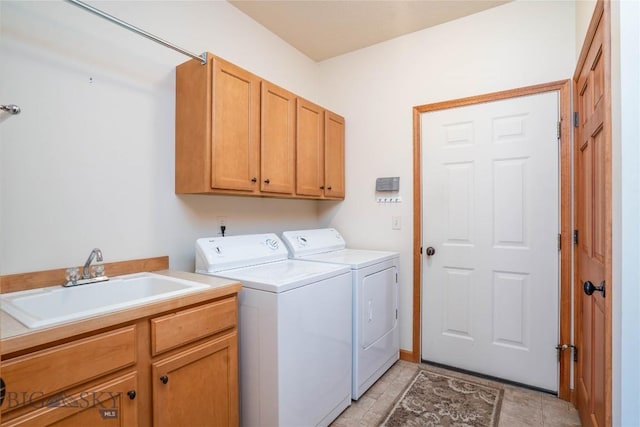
left=251, top=177, right=257, bottom=183
left=127, top=390, right=136, bottom=400
left=320, top=186, right=325, bottom=190
left=160, top=375, right=169, bottom=384
left=264, top=179, right=270, bottom=184
left=0, top=377, right=5, bottom=406
left=327, top=186, right=332, bottom=191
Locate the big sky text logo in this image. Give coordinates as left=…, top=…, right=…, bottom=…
left=1, top=390, right=120, bottom=419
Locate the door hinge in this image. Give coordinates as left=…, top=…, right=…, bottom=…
left=573, top=229, right=579, bottom=245
left=395, top=272, right=398, bottom=283
left=556, top=344, right=578, bottom=362
left=573, top=112, right=579, bottom=128
left=395, top=309, right=398, bottom=320
left=557, top=121, right=561, bottom=139
left=420, top=246, right=423, bottom=255
left=558, top=233, right=562, bottom=251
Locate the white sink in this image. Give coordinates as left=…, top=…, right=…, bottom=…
left=0, top=272, right=208, bottom=329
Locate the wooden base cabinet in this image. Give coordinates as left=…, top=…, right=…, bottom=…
left=1, top=294, right=239, bottom=427
left=151, top=332, right=238, bottom=427
left=0, top=372, right=138, bottom=427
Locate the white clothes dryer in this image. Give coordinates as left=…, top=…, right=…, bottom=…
left=195, top=233, right=352, bottom=427
left=281, top=228, right=399, bottom=400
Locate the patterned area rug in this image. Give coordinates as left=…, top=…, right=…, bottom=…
left=382, top=368, right=503, bottom=426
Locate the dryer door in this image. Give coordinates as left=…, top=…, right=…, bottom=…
left=360, top=265, right=398, bottom=348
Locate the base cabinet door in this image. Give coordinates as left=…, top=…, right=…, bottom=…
left=151, top=333, right=238, bottom=427
left=1, top=373, right=138, bottom=427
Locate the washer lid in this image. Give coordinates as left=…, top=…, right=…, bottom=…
left=301, top=248, right=399, bottom=269
left=212, top=259, right=350, bottom=293
left=281, top=228, right=346, bottom=257
left=195, top=233, right=288, bottom=273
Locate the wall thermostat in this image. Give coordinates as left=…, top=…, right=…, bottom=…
left=376, top=177, right=400, bottom=192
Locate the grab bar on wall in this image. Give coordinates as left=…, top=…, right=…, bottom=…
left=65, top=0, right=207, bottom=65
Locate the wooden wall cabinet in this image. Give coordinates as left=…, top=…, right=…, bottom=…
left=1, top=295, right=239, bottom=427
left=176, top=54, right=260, bottom=195
left=296, top=99, right=345, bottom=199
left=296, top=98, right=324, bottom=198
left=260, top=81, right=296, bottom=195
left=323, top=111, right=346, bottom=199
left=176, top=52, right=345, bottom=200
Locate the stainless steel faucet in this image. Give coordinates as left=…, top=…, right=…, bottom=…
left=64, top=248, right=109, bottom=287
left=83, top=248, right=103, bottom=279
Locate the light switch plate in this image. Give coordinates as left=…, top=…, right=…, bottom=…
left=392, top=216, right=401, bottom=230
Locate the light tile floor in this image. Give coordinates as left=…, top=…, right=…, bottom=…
left=332, top=360, right=581, bottom=426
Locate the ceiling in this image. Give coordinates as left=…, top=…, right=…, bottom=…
left=229, top=0, right=511, bottom=62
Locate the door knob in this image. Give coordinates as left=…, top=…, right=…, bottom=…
left=127, top=390, right=136, bottom=400
left=426, top=247, right=436, bottom=256
left=160, top=375, right=169, bottom=384
left=583, top=280, right=606, bottom=297
left=264, top=179, right=270, bottom=184
left=0, top=377, right=5, bottom=406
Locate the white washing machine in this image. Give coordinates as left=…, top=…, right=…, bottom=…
left=195, top=233, right=352, bottom=427
left=281, top=228, right=399, bottom=400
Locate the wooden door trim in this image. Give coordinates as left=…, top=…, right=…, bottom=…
left=572, top=1, right=612, bottom=424
left=410, top=80, right=573, bottom=400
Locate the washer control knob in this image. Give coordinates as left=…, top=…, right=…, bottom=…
left=266, top=238, right=279, bottom=250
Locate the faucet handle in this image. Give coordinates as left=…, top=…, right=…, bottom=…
left=91, top=263, right=105, bottom=278
left=65, top=267, right=79, bottom=285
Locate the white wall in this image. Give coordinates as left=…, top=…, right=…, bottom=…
left=0, top=1, right=323, bottom=274
left=611, top=1, right=640, bottom=425
left=575, top=0, right=597, bottom=54
left=317, top=0, right=576, bottom=351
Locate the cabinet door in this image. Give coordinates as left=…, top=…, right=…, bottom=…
left=261, top=81, right=296, bottom=195
left=212, top=58, right=260, bottom=192
left=1, top=372, right=138, bottom=427
left=324, top=111, right=345, bottom=199
left=296, top=98, right=324, bottom=197
left=152, top=332, right=238, bottom=427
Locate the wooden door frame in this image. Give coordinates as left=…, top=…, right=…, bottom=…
left=573, top=0, right=612, bottom=424
left=409, top=80, right=573, bottom=400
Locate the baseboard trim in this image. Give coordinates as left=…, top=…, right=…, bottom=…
left=400, top=349, right=418, bottom=362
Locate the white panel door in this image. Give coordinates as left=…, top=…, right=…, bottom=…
left=420, top=92, right=560, bottom=391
